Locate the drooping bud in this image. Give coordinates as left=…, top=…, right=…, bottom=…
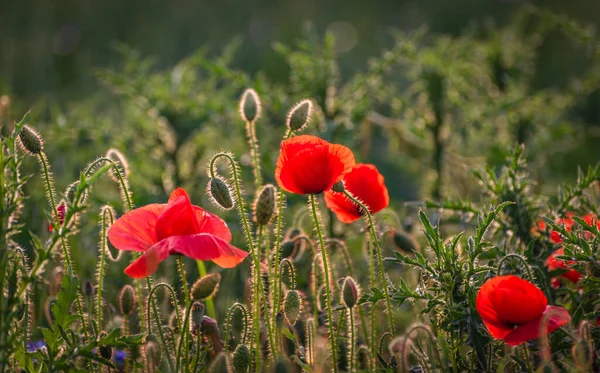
left=331, top=181, right=345, bottom=193
left=118, top=285, right=137, bottom=316
left=391, top=230, right=419, bottom=253
left=232, top=343, right=250, bottom=373
left=239, top=89, right=262, bottom=123
left=191, top=302, right=205, bottom=329
left=191, top=273, right=221, bottom=300
left=201, top=316, right=224, bottom=352
left=342, top=277, right=359, bottom=309
left=286, top=99, right=313, bottom=132
left=169, top=309, right=181, bottom=333
left=253, top=184, right=276, bottom=226
left=585, top=261, right=600, bottom=278
left=207, top=177, right=234, bottom=210
left=144, top=340, right=161, bottom=370
left=18, top=124, right=43, bottom=155
left=83, top=279, right=94, bottom=298
left=106, top=148, right=130, bottom=178
left=283, top=290, right=302, bottom=325
left=572, top=338, right=593, bottom=371
left=280, top=240, right=297, bottom=259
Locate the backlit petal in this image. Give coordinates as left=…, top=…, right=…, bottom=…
left=108, top=204, right=165, bottom=252
left=503, top=306, right=571, bottom=346
left=156, top=190, right=198, bottom=240
left=166, top=233, right=248, bottom=267
left=124, top=243, right=170, bottom=278
left=194, top=207, right=232, bottom=242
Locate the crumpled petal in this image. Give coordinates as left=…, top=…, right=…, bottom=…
left=108, top=204, right=165, bottom=252
left=156, top=189, right=198, bottom=240
left=194, top=207, right=232, bottom=242
left=504, top=306, right=571, bottom=346
left=124, top=242, right=171, bottom=278
left=168, top=233, right=248, bottom=268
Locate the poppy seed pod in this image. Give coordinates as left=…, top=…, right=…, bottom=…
left=208, top=177, right=234, bottom=210
left=239, top=88, right=261, bottom=123
left=232, top=343, right=250, bottom=373
left=191, top=273, right=221, bottom=300
left=191, top=302, right=205, bottom=329
left=253, top=184, right=276, bottom=226
left=286, top=99, right=313, bottom=132
left=392, top=231, right=419, bottom=254
left=18, top=125, right=43, bottom=155
left=283, top=290, right=302, bottom=325
left=342, top=277, right=359, bottom=309
left=118, top=284, right=137, bottom=316
left=331, top=181, right=345, bottom=193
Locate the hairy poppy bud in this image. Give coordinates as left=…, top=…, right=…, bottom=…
left=286, top=99, right=313, bottom=132
left=144, top=340, right=161, bottom=370
left=391, top=230, right=419, bottom=253
left=239, top=89, right=261, bottom=123
left=65, top=181, right=88, bottom=205
left=232, top=343, right=250, bottom=373
left=572, top=338, right=593, bottom=371
left=44, top=296, right=57, bottom=325
left=585, top=262, right=600, bottom=278
left=119, top=284, right=137, bottom=316
left=331, top=181, right=345, bottom=193
left=83, top=279, right=94, bottom=298
left=342, top=277, right=359, bottom=309
left=253, top=184, right=276, bottom=226
left=280, top=240, right=297, bottom=259
left=191, top=273, right=221, bottom=300
left=283, top=290, right=302, bottom=325
left=18, top=125, right=43, bottom=155
left=208, top=177, right=234, bottom=210
left=191, top=302, right=205, bottom=329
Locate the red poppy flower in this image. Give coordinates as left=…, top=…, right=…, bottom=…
left=48, top=203, right=66, bottom=232
left=476, top=275, right=570, bottom=346
left=535, top=213, right=600, bottom=244
left=546, top=248, right=583, bottom=288
left=275, top=135, right=355, bottom=195
left=108, top=188, right=248, bottom=278
left=323, top=163, right=389, bottom=223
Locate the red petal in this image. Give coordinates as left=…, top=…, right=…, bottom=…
left=108, top=204, right=165, bottom=252
left=324, top=190, right=362, bottom=223
left=504, top=306, right=571, bottom=346
left=124, top=243, right=170, bottom=278
left=194, top=207, right=232, bottom=242
left=166, top=233, right=248, bottom=267
left=156, top=190, right=198, bottom=240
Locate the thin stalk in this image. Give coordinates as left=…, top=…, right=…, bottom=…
left=309, top=194, right=338, bottom=372
left=348, top=308, right=355, bottom=373
left=254, top=225, right=264, bottom=371
left=196, top=261, right=215, bottom=319
left=245, top=120, right=263, bottom=189
left=147, top=277, right=176, bottom=373
left=343, top=191, right=395, bottom=335
left=176, top=256, right=192, bottom=373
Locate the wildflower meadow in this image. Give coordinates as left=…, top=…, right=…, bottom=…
left=2, top=4, right=600, bottom=373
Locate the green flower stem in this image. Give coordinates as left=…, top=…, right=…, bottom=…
left=195, top=261, right=216, bottom=319
left=176, top=256, right=192, bottom=373
left=343, top=190, right=396, bottom=336
left=97, top=207, right=114, bottom=328
left=254, top=225, right=264, bottom=371
left=245, top=120, right=263, bottom=189
left=37, top=152, right=89, bottom=341
left=348, top=308, right=355, bottom=373
left=209, top=153, right=275, bottom=359
left=309, top=194, right=339, bottom=373
left=147, top=283, right=179, bottom=373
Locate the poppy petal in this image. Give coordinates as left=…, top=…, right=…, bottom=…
left=324, top=191, right=362, bottom=223
left=504, top=306, right=571, bottom=346
left=124, top=243, right=170, bottom=278
left=167, top=233, right=248, bottom=267
left=108, top=204, right=165, bottom=252
left=156, top=190, right=198, bottom=240
left=194, top=207, right=232, bottom=242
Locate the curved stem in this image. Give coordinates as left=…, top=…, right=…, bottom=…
left=208, top=152, right=276, bottom=358
left=497, top=253, right=534, bottom=282
left=279, top=258, right=296, bottom=290
left=254, top=226, right=263, bottom=371
left=343, top=191, right=395, bottom=335
left=225, top=302, right=250, bottom=351
left=196, top=261, right=216, bottom=319
left=309, top=194, right=338, bottom=372
left=146, top=282, right=178, bottom=373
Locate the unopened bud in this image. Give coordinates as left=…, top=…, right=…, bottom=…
left=44, top=296, right=57, bottom=325
left=585, top=262, right=600, bottom=278
left=391, top=230, right=419, bottom=253
left=208, top=177, right=234, bottom=210
left=144, top=340, right=161, bottom=369
left=280, top=240, right=297, bottom=259
left=18, top=125, right=43, bottom=155
left=119, top=285, right=137, bottom=316
left=342, top=277, right=359, bottom=309
left=253, top=184, right=276, bottom=226
left=83, top=279, right=94, bottom=298
left=239, top=89, right=261, bottom=123
left=232, top=343, right=250, bottom=373
left=191, top=273, right=221, bottom=300
left=572, top=339, right=593, bottom=371
left=286, top=99, right=313, bottom=132
left=331, top=181, right=345, bottom=193
left=283, top=290, right=302, bottom=325
left=191, top=302, right=205, bottom=328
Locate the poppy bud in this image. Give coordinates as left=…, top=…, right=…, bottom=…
left=239, top=88, right=261, bottom=123
left=208, top=177, right=234, bottom=210
left=209, top=352, right=228, bottom=373
left=44, top=296, right=57, bottom=325
left=191, top=302, right=205, bottom=329
left=342, top=277, right=359, bottom=309
left=283, top=290, right=302, bottom=325
left=232, top=343, right=250, bottom=373
left=119, top=284, right=137, bottom=316
left=169, top=309, right=181, bottom=333
left=191, top=273, right=221, bottom=300
left=18, top=125, right=43, bottom=155
left=280, top=240, right=297, bottom=259
left=144, top=340, right=161, bottom=370
left=572, top=338, right=593, bottom=371
left=83, top=279, right=94, bottom=298
left=331, top=181, right=345, bottom=193
left=391, top=230, right=419, bottom=253
left=253, top=184, right=276, bottom=226
left=286, top=99, right=313, bottom=132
